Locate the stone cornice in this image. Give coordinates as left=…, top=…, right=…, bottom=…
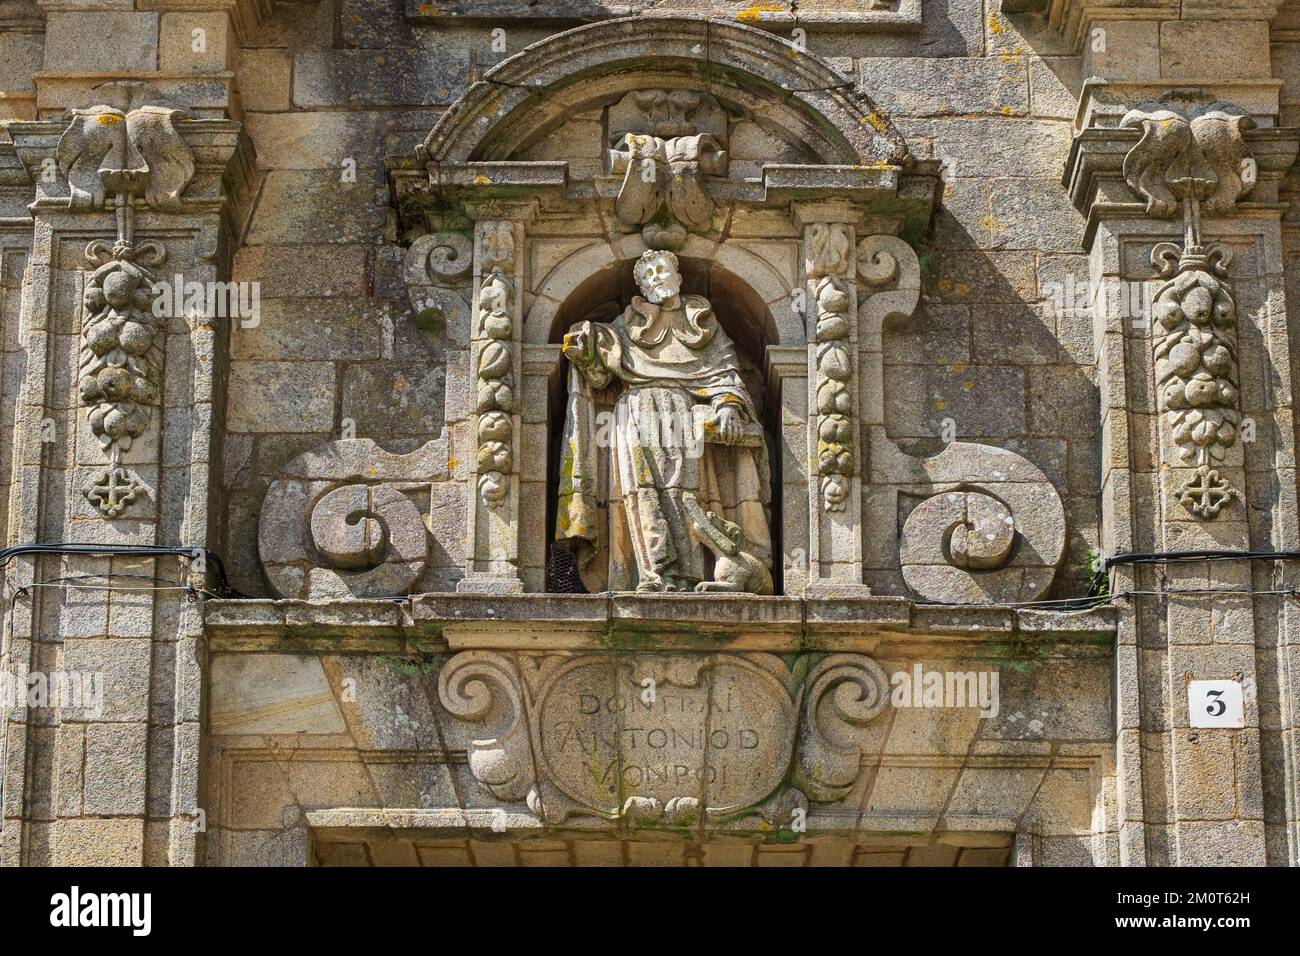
left=202, top=593, right=1119, bottom=656
left=392, top=157, right=940, bottom=241
left=1030, top=0, right=1289, bottom=51
left=1074, top=79, right=1285, bottom=133
left=403, top=0, right=924, bottom=32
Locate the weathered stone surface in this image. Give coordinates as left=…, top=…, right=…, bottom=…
left=5, top=1, right=1294, bottom=872
left=210, top=655, right=348, bottom=735
left=293, top=48, right=470, bottom=107
left=863, top=57, right=1029, bottom=118
left=226, top=362, right=336, bottom=433
left=44, top=12, right=159, bottom=73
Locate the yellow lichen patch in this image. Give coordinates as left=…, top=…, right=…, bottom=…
left=1001, top=106, right=1014, bottom=116
left=861, top=110, right=889, bottom=134
left=937, top=279, right=952, bottom=292
left=962, top=381, right=974, bottom=390
left=417, top=2, right=437, bottom=14
left=979, top=213, right=1001, bottom=233
left=736, top=4, right=783, bottom=23
left=97, top=113, right=123, bottom=126
left=935, top=401, right=947, bottom=411
left=955, top=283, right=970, bottom=296
left=988, top=13, right=1005, bottom=36
left=472, top=174, right=492, bottom=186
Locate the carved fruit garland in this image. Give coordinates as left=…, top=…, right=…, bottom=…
left=475, top=222, right=517, bottom=506
left=1122, top=99, right=1254, bottom=519
left=1151, top=243, right=1240, bottom=518
left=79, top=232, right=166, bottom=516
left=809, top=223, right=855, bottom=512
left=57, top=83, right=196, bottom=518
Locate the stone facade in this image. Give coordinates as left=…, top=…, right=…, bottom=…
left=0, top=0, right=1297, bottom=867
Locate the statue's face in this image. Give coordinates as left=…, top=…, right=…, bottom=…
left=636, top=254, right=681, bottom=304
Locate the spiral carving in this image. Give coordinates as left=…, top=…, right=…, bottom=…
left=898, top=447, right=1066, bottom=603
left=309, top=484, right=392, bottom=570
left=436, top=651, right=535, bottom=801
left=796, top=654, right=889, bottom=802
left=258, top=439, right=442, bottom=599
left=406, top=232, right=472, bottom=286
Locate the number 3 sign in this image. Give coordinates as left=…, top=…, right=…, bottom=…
left=1188, top=679, right=1245, bottom=729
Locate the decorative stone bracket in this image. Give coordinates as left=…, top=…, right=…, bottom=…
left=886, top=442, right=1068, bottom=604
left=607, top=89, right=729, bottom=250
left=436, top=649, right=890, bottom=829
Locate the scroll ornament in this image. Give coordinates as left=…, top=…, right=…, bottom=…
left=404, top=231, right=472, bottom=332
left=435, top=650, right=889, bottom=828
left=897, top=443, right=1066, bottom=604
left=1122, top=100, right=1252, bottom=518
left=258, top=439, right=442, bottom=599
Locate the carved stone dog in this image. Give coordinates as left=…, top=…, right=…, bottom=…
left=681, top=493, right=773, bottom=595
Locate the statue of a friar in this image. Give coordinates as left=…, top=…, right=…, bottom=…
left=556, top=249, right=773, bottom=594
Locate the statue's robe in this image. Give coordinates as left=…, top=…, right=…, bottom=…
left=557, top=294, right=772, bottom=592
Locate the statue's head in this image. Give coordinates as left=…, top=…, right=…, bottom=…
left=633, top=249, right=682, bottom=305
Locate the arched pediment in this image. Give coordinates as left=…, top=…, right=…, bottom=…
left=419, top=16, right=908, bottom=169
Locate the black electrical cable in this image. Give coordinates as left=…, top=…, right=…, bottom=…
left=1086, top=549, right=1300, bottom=598
left=1106, top=549, right=1300, bottom=568
left=0, top=543, right=237, bottom=597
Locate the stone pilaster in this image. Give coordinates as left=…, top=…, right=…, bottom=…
left=796, top=202, right=869, bottom=596
left=0, top=87, right=250, bottom=865
left=1068, top=94, right=1300, bottom=865
left=458, top=202, right=534, bottom=594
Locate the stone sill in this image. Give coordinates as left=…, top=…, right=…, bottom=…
left=202, top=593, right=1117, bottom=655
left=304, top=807, right=1023, bottom=841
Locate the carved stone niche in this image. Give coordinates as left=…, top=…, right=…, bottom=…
left=386, top=16, right=941, bottom=597
left=436, top=649, right=890, bottom=831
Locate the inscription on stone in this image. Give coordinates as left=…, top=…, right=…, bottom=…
left=534, top=656, right=795, bottom=816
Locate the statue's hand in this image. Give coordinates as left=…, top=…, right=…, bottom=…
left=715, top=404, right=743, bottom=445
left=562, top=325, right=592, bottom=366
